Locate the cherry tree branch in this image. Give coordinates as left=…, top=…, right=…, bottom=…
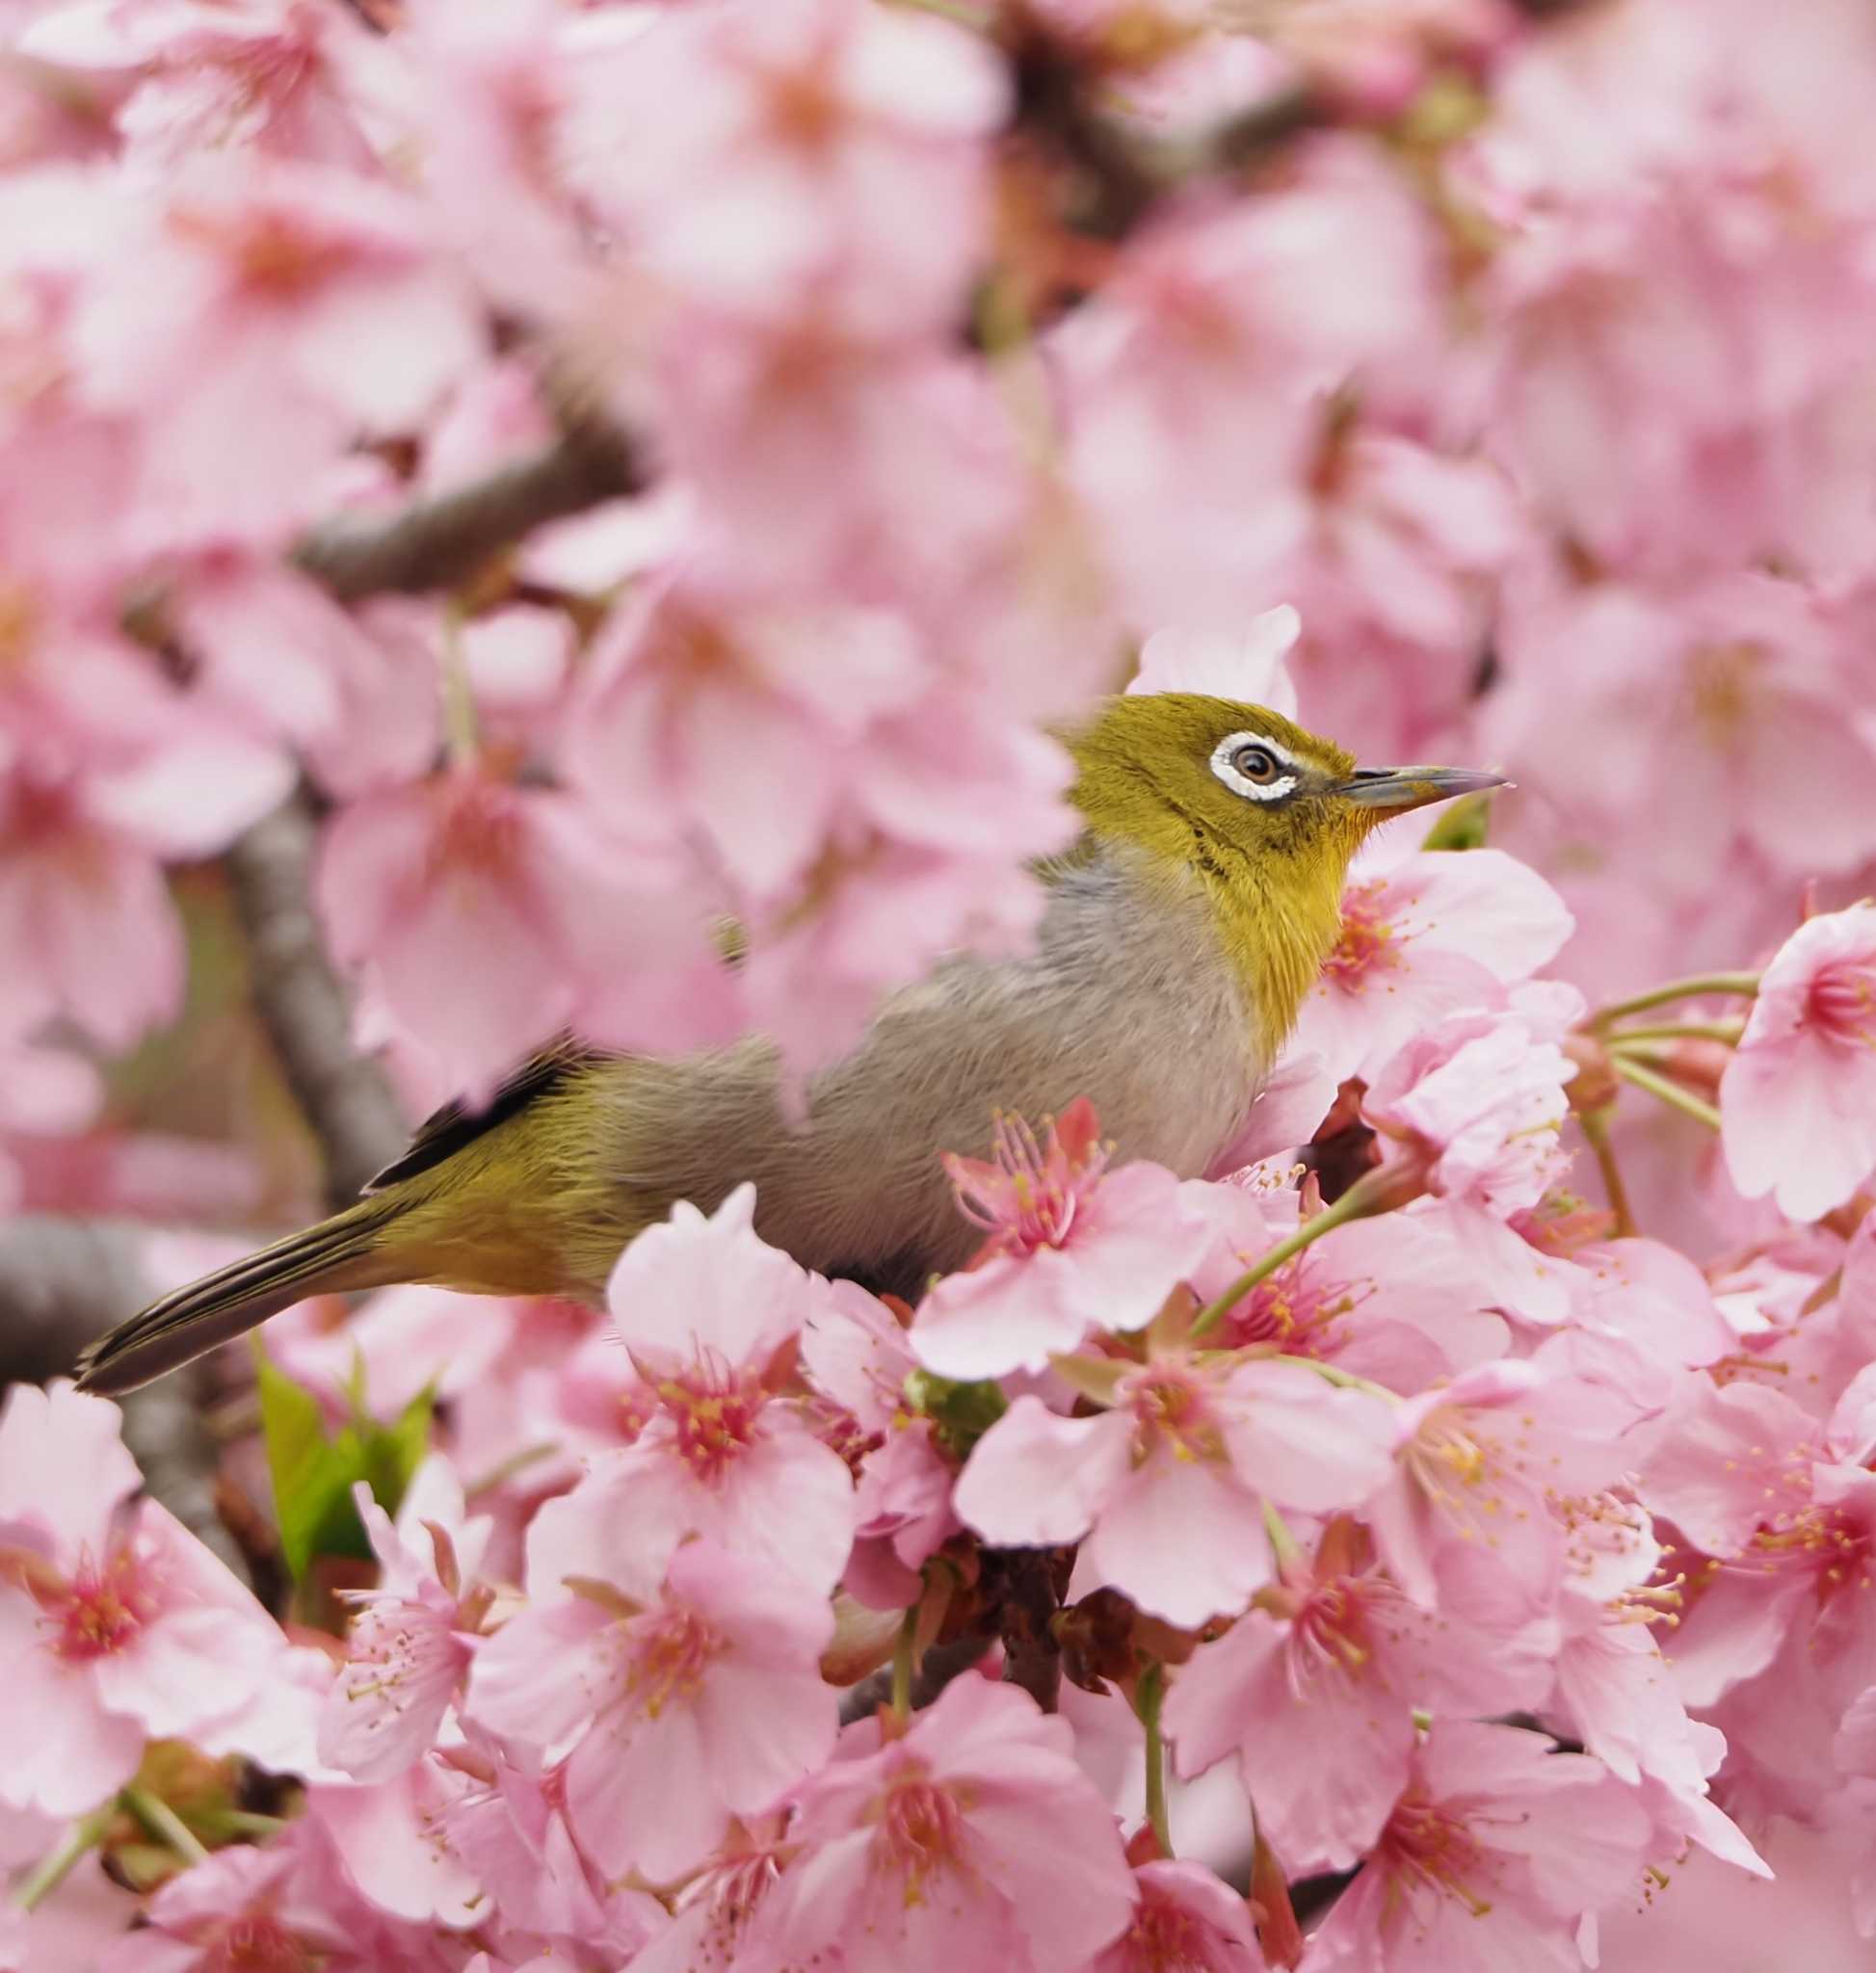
left=0, top=1215, right=153, bottom=1387
left=223, top=792, right=408, bottom=1210
left=291, top=415, right=650, bottom=604
left=839, top=1631, right=995, bottom=1726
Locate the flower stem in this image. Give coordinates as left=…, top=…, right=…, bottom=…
left=1261, top=1500, right=1303, bottom=1567
left=1592, top=973, right=1759, bottom=1028
left=1270, top=1355, right=1400, bottom=1401
left=1575, top=1105, right=1636, bottom=1238
left=890, top=1607, right=916, bottom=1723
left=439, top=602, right=479, bottom=769
left=122, top=1787, right=210, bottom=1869
left=1135, top=1663, right=1174, bottom=1859
left=1605, top=1020, right=1745, bottom=1045
left=1613, top=1056, right=1723, bottom=1132
left=1188, top=1181, right=1379, bottom=1341
left=215, top=1811, right=290, bottom=1840
left=13, top=1805, right=114, bottom=1912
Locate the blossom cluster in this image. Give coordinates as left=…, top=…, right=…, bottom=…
left=9, top=0, right=1876, bottom=1966
left=0, top=0, right=1867, bottom=1133
left=16, top=846, right=1876, bottom=1967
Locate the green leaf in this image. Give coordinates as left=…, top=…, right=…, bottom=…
left=905, top=1371, right=1009, bottom=1461
left=254, top=1347, right=433, bottom=1579
left=255, top=1351, right=339, bottom=1580
left=1421, top=790, right=1493, bottom=852
left=360, top=1385, right=435, bottom=1521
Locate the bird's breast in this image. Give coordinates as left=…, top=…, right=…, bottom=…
left=604, top=844, right=1275, bottom=1294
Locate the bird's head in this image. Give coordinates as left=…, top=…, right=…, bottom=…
left=1066, top=693, right=1506, bottom=1046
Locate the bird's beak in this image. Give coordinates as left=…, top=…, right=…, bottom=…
left=1337, top=765, right=1510, bottom=815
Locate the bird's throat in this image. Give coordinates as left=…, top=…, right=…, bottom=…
left=1206, top=860, right=1347, bottom=1069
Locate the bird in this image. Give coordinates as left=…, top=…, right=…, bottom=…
left=73, top=693, right=1501, bottom=1396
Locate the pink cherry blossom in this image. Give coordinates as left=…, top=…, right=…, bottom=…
left=465, top=1535, right=835, bottom=1883
left=388, top=0, right=596, bottom=322
left=0, top=1381, right=297, bottom=1817
left=1489, top=572, right=1876, bottom=901
left=596, top=1185, right=859, bottom=1592
left=1304, top=1721, right=1654, bottom=1973
left=71, top=161, right=481, bottom=542
left=912, top=1100, right=1216, bottom=1381
left=1257, top=433, right=1526, bottom=762
left=1552, top=1234, right=1736, bottom=1385
left=562, top=573, right=933, bottom=899
left=23, top=0, right=388, bottom=171
left=1087, top=1858, right=1265, bottom=1973
left=1542, top=1490, right=1757, bottom=1855
left=623, top=1818, right=786, bottom=1973
left=801, top=1279, right=961, bottom=1607
left=1059, top=143, right=1442, bottom=630
left=624, top=327, right=1028, bottom=604
left=956, top=1338, right=1393, bottom=1626
left=95, top=1819, right=445, bottom=1973
left=442, top=1745, right=670, bottom=1963
left=542, top=1327, right=658, bottom=1467
left=317, top=765, right=736, bottom=1100
left=1366, top=1356, right=1649, bottom=1611
left=1290, top=840, right=1572, bottom=1085
left=12, top=0, right=1876, bottom=1953
left=1721, top=903, right=1876, bottom=1221
left=1183, top=1178, right=1512, bottom=1391
left=752, top=1676, right=1135, bottom=1973
left=1637, top=1375, right=1819, bottom=1563
left=1166, top=1520, right=1555, bottom=1871
left=1362, top=996, right=1582, bottom=1323
left=1127, top=605, right=1302, bottom=712
left=1475, top=136, right=1876, bottom=584
left=563, top=0, right=1007, bottom=340
left=310, top=1751, right=483, bottom=1932
left=0, top=719, right=288, bottom=1051
left=1659, top=1451, right=1876, bottom=1816
left=170, top=555, right=439, bottom=764
left=318, top=1458, right=493, bottom=1784
left=0, top=1038, right=99, bottom=1209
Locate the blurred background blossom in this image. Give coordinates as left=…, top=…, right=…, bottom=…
left=6, top=0, right=1876, bottom=1967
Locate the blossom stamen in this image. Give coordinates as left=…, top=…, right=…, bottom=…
left=1382, top=1796, right=1493, bottom=1920
left=42, top=1547, right=156, bottom=1663
left=1323, top=879, right=1403, bottom=990
left=1807, top=960, right=1876, bottom=1047
left=657, top=1354, right=769, bottom=1485
left=875, top=1770, right=969, bottom=1907
left=621, top=1605, right=721, bottom=1720
left=945, top=1103, right=1111, bottom=1255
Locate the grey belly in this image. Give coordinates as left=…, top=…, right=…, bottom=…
left=617, top=852, right=1266, bottom=1297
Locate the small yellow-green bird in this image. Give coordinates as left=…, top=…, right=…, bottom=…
left=74, top=694, right=1499, bottom=1395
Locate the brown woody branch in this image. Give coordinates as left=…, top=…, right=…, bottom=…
left=1005, top=14, right=1328, bottom=243
left=223, top=793, right=407, bottom=1211
left=292, top=415, right=650, bottom=605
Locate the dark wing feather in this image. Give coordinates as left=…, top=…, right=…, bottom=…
left=362, top=1035, right=609, bottom=1194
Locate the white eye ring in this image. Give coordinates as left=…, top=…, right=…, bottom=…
left=1211, top=730, right=1299, bottom=802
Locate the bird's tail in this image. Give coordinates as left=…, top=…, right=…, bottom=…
left=72, top=1195, right=409, bottom=1398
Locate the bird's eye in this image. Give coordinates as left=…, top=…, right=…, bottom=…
left=1231, top=744, right=1281, bottom=784
left=1210, top=729, right=1298, bottom=802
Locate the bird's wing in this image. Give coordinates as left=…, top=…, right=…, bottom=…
left=361, top=1034, right=613, bottom=1195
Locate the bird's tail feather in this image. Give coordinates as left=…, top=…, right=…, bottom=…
left=73, top=1196, right=407, bottom=1398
